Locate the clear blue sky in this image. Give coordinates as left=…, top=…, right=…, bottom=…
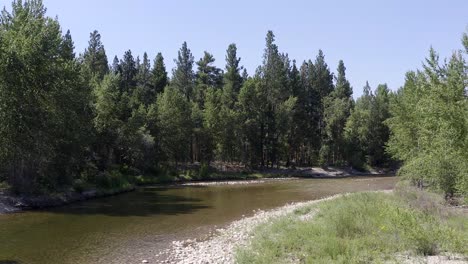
left=7, top=0, right=468, bottom=97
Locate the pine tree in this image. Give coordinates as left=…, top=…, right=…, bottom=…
left=151, top=52, right=168, bottom=95
left=156, top=87, right=192, bottom=164
left=172, top=42, right=195, bottom=100
left=310, top=50, right=334, bottom=164
left=194, top=51, right=223, bottom=106
left=238, top=77, right=265, bottom=167
left=288, top=60, right=308, bottom=166
left=258, top=31, right=294, bottom=167
left=112, top=55, right=121, bottom=74
left=133, top=52, right=154, bottom=106
left=224, top=44, right=243, bottom=98
left=368, top=84, right=390, bottom=165
left=83, top=30, right=109, bottom=80
left=120, top=50, right=137, bottom=94
left=334, top=60, right=353, bottom=99
left=321, top=60, right=353, bottom=165
left=137, top=53, right=151, bottom=87
left=61, top=30, right=75, bottom=60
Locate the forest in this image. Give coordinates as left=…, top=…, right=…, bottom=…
left=0, top=0, right=466, bottom=200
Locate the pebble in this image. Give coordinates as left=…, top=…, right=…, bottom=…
left=165, top=193, right=347, bottom=263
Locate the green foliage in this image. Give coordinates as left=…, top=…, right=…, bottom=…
left=0, top=0, right=92, bottom=194
left=150, top=52, right=168, bottom=95
left=198, top=163, right=209, bottom=179
left=82, top=30, right=109, bottom=80
left=72, top=179, right=87, bottom=193
left=344, top=82, right=391, bottom=168
left=236, top=192, right=468, bottom=264
left=7, top=0, right=465, bottom=196
left=172, top=41, right=195, bottom=100
left=156, top=86, right=192, bottom=163
left=321, top=61, right=353, bottom=165
left=386, top=41, right=468, bottom=197
left=94, top=170, right=131, bottom=190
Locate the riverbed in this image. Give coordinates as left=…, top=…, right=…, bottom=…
left=0, top=176, right=396, bottom=264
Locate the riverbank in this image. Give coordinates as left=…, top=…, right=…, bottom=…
left=0, top=186, right=135, bottom=214
left=165, top=189, right=467, bottom=264
left=190, top=164, right=394, bottom=180
left=165, top=193, right=349, bottom=264
left=0, top=166, right=392, bottom=214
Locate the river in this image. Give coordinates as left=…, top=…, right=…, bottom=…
left=0, top=176, right=396, bottom=264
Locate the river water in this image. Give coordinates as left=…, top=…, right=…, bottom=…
left=0, top=176, right=396, bottom=264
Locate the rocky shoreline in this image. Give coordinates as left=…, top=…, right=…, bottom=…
left=156, top=189, right=466, bottom=264
left=180, top=177, right=300, bottom=186
left=163, top=193, right=348, bottom=264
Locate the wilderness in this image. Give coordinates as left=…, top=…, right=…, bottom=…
left=0, top=1, right=467, bottom=264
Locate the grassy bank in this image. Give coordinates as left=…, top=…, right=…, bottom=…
left=236, top=190, right=467, bottom=263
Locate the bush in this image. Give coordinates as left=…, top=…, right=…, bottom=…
left=72, top=179, right=87, bottom=193
left=198, top=163, right=211, bottom=179
left=94, top=170, right=130, bottom=190
left=79, top=162, right=99, bottom=186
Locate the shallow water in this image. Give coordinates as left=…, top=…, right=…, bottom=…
left=0, top=176, right=396, bottom=264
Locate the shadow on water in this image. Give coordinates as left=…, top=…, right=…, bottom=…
left=0, top=261, right=21, bottom=264
left=41, top=186, right=210, bottom=217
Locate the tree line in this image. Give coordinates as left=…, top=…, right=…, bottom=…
left=0, top=1, right=466, bottom=198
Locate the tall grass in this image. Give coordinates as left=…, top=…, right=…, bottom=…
left=236, top=192, right=467, bottom=264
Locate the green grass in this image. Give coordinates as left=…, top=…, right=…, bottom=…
left=235, top=191, right=468, bottom=264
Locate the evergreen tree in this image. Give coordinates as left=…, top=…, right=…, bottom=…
left=310, top=50, right=334, bottom=164
left=334, top=60, right=353, bottom=99
left=191, top=52, right=223, bottom=162
left=194, top=51, right=223, bottom=106
left=60, top=29, right=75, bottom=60
left=120, top=50, right=137, bottom=94
left=112, top=55, right=121, bottom=74
left=151, top=52, right=168, bottom=95
left=156, top=87, right=192, bottom=164
left=321, top=60, right=353, bottom=165
left=224, top=44, right=243, bottom=99
left=83, top=30, right=109, bottom=80
left=288, top=60, right=308, bottom=166
left=368, top=84, right=390, bottom=165
left=133, top=52, right=154, bottom=106
left=172, top=42, right=195, bottom=100
left=238, top=77, right=265, bottom=167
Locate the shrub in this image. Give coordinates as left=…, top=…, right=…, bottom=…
left=198, top=163, right=211, bottom=179
left=72, top=179, right=87, bottom=193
